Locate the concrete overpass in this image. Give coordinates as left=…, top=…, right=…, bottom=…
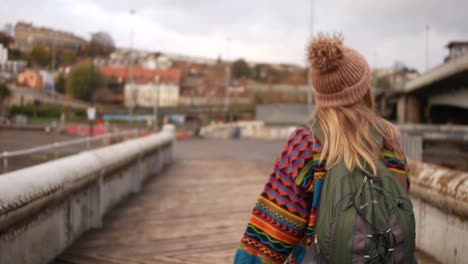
left=397, top=52, right=468, bottom=124
left=0, top=125, right=466, bottom=264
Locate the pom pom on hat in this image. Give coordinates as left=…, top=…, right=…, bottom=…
left=307, top=33, right=344, bottom=73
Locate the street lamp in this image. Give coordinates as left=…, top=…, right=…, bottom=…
left=307, top=0, right=315, bottom=113
left=425, top=24, right=430, bottom=71
left=153, top=75, right=160, bottom=131
left=128, top=9, right=136, bottom=115
left=224, top=37, right=231, bottom=121
left=50, top=31, right=57, bottom=99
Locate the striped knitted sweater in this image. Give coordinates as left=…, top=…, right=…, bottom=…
left=234, top=127, right=410, bottom=264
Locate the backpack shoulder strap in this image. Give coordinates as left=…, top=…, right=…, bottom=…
left=300, top=121, right=325, bottom=144
left=305, top=122, right=387, bottom=174
left=369, top=126, right=384, bottom=148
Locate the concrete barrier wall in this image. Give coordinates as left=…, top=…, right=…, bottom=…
left=0, top=125, right=176, bottom=264
left=200, top=121, right=296, bottom=141
left=200, top=121, right=432, bottom=161
left=256, top=104, right=309, bottom=125
left=201, top=122, right=468, bottom=263
left=409, top=161, right=468, bottom=263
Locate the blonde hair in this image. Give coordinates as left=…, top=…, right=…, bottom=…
left=309, top=92, right=401, bottom=175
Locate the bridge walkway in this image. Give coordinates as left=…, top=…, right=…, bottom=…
left=53, top=139, right=439, bottom=264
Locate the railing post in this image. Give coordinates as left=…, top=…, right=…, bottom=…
left=2, top=152, right=8, bottom=171
left=90, top=173, right=103, bottom=229
left=53, top=142, right=59, bottom=159
left=86, top=137, right=90, bottom=149
left=163, top=124, right=176, bottom=162
left=131, top=155, right=143, bottom=193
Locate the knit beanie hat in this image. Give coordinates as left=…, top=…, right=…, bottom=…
left=307, top=34, right=372, bottom=107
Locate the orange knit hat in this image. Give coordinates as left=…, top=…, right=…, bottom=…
left=307, top=34, right=372, bottom=107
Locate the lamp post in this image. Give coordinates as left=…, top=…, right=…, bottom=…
left=50, top=31, right=57, bottom=99
left=224, top=37, right=231, bottom=121
left=128, top=9, right=136, bottom=116
left=307, top=0, right=315, bottom=113
left=153, top=76, right=160, bottom=131
left=425, top=24, right=430, bottom=71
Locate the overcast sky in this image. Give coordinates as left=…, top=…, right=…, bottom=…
left=1, top=0, right=467, bottom=72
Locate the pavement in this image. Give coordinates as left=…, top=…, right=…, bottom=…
left=53, top=138, right=440, bottom=264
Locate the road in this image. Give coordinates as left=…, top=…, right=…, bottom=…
left=9, top=85, right=90, bottom=110
left=0, top=129, right=123, bottom=173
left=53, top=138, right=439, bottom=264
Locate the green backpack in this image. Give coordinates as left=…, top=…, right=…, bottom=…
left=302, top=124, right=416, bottom=264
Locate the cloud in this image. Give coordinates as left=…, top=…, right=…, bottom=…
left=1, top=0, right=467, bottom=72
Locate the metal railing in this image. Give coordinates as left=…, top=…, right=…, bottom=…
left=1, top=130, right=141, bottom=171
left=397, top=124, right=468, bottom=142
left=400, top=134, right=423, bottom=161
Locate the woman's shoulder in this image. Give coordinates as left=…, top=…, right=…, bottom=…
left=277, top=127, right=323, bottom=191
left=377, top=120, right=404, bottom=153
left=276, top=127, right=321, bottom=170
left=287, top=126, right=321, bottom=149
left=381, top=133, right=407, bottom=165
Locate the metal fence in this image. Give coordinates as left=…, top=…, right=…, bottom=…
left=1, top=130, right=140, bottom=171
left=400, top=134, right=423, bottom=161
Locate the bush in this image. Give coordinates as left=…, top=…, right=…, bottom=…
left=9, top=105, right=59, bottom=118
left=8, top=105, right=85, bottom=119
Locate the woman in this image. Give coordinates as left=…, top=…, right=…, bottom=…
left=233, top=34, right=414, bottom=264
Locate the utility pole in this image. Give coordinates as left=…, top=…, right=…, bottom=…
left=224, top=37, right=231, bottom=121
left=307, top=0, right=315, bottom=113
left=51, top=32, right=56, bottom=98
left=154, top=76, right=160, bottom=131
left=129, top=9, right=136, bottom=116
left=425, top=24, right=430, bottom=71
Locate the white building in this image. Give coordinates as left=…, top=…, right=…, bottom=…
left=103, top=50, right=174, bottom=70
left=0, top=44, right=8, bottom=64
left=140, top=55, right=172, bottom=70
left=124, top=82, right=179, bottom=108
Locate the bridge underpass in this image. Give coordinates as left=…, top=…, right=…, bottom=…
left=397, top=51, right=468, bottom=124
left=51, top=138, right=439, bottom=264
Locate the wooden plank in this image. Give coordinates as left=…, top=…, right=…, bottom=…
left=54, top=139, right=275, bottom=263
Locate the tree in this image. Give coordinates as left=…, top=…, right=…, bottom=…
left=30, top=45, right=51, bottom=67
left=8, top=48, right=24, bottom=60
left=66, top=62, right=106, bottom=101
left=231, top=59, right=251, bottom=79
left=0, top=32, right=12, bottom=47
left=84, top=31, right=115, bottom=57
left=55, top=72, right=66, bottom=93
left=0, top=82, right=11, bottom=116
left=57, top=50, right=77, bottom=66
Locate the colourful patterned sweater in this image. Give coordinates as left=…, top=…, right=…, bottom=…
left=233, top=127, right=410, bottom=264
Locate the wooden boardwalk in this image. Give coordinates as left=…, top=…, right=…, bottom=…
left=54, top=138, right=439, bottom=264
left=54, top=139, right=282, bottom=264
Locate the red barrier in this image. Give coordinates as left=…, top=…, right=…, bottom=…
left=176, top=130, right=190, bottom=140
left=66, top=124, right=106, bottom=136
